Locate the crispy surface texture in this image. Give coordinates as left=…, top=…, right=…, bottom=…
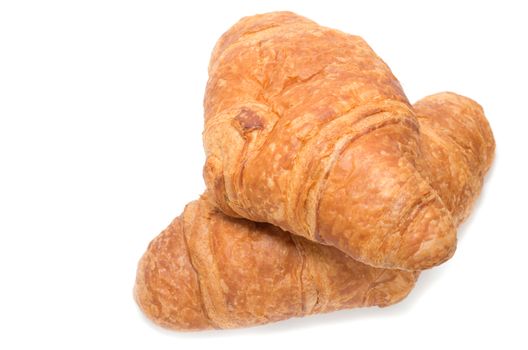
left=203, top=12, right=463, bottom=270
left=135, top=91, right=494, bottom=331
left=135, top=197, right=418, bottom=331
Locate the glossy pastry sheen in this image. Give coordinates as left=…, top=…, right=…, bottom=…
left=203, top=12, right=462, bottom=270
left=135, top=92, right=494, bottom=331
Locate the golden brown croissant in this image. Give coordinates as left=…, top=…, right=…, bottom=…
left=203, top=12, right=475, bottom=270
left=135, top=92, right=494, bottom=331
left=135, top=197, right=418, bottom=331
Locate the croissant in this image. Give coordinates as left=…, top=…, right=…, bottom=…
left=203, top=12, right=484, bottom=270
left=135, top=197, right=418, bottom=331
left=135, top=93, right=494, bottom=330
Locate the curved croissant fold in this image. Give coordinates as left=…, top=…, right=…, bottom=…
left=135, top=91, right=494, bottom=330
left=202, top=12, right=494, bottom=270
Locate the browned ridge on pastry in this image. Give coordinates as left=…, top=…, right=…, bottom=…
left=202, top=12, right=494, bottom=270
left=135, top=92, right=494, bottom=330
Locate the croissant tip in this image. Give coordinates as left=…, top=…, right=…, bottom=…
left=133, top=220, right=214, bottom=331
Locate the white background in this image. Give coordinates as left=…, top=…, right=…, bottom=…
left=1, top=1, right=527, bottom=349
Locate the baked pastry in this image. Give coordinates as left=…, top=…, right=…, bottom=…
left=135, top=92, right=494, bottom=330
left=203, top=12, right=483, bottom=270
left=134, top=197, right=418, bottom=330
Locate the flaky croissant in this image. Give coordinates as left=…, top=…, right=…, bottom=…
left=135, top=92, right=494, bottom=330
left=202, top=12, right=493, bottom=271
left=135, top=197, right=418, bottom=330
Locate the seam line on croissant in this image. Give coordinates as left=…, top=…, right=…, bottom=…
left=180, top=214, right=219, bottom=329
left=291, top=236, right=310, bottom=315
